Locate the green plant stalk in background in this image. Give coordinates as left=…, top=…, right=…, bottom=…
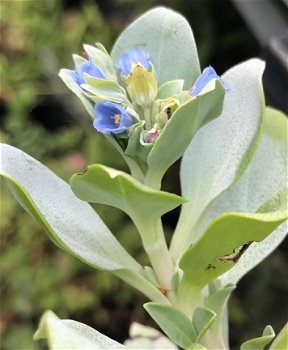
left=1, top=6, right=287, bottom=350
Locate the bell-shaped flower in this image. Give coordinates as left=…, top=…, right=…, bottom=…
left=189, top=65, right=229, bottom=97
left=74, top=59, right=105, bottom=86
left=118, top=48, right=151, bottom=77
left=94, top=101, right=135, bottom=135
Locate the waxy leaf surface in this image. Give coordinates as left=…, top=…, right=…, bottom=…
left=179, top=211, right=286, bottom=289
left=171, top=59, right=265, bottom=260
left=240, top=325, right=275, bottom=350
left=111, top=7, right=200, bottom=88
left=0, top=144, right=168, bottom=303
left=144, top=302, right=197, bottom=349
left=204, top=107, right=288, bottom=285
left=70, top=164, right=186, bottom=227
left=34, top=310, right=125, bottom=349
left=145, top=80, right=226, bottom=188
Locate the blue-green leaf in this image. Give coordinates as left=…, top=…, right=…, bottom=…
left=192, top=307, right=216, bottom=341
left=170, top=59, right=265, bottom=260
left=240, top=325, right=275, bottom=350
left=269, top=323, right=288, bottom=350
left=157, top=80, right=184, bottom=99
left=204, top=107, right=288, bottom=285
left=179, top=211, right=286, bottom=290
left=145, top=80, right=226, bottom=188
left=70, top=163, right=186, bottom=233
left=144, top=302, right=197, bottom=349
left=0, top=144, right=168, bottom=303
left=111, top=7, right=200, bottom=88
left=34, top=310, right=125, bottom=349
left=59, top=69, right=94, bottom=118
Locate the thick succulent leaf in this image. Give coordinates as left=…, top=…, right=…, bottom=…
left=145, top=80, right=226, bottom=188
left=111, top=7, right=200, bottom=88
left=170, top=59, right=265, bottom=260
left=0, top=144, right=169, bottom=303
left=157, top=80, right=184, bottom=99
left=70, top=163, right=186, bottom=228
left=82, top=75, right=130, bottom=104
left=34, top=310, right=125, bottom=349
left=269, top=323, right=288, bottom=350
left=144, top=302, right=197, bottom=349
left=83, top=43, right=116, bottom=80
left=178, top=210, right=287, bottom=289
left=0, top=144, right=139, bottom=271
left=59, top=69, right=94, bottom=118
left=205, top=284, right=236, bottom=348
left=240, top=325, right=275, bottom=350
left=203, top=107, right=288, bottom=285
left=192, top=307, right=216, bottom=342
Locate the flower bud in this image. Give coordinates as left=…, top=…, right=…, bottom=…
left=73, top=59, right=105, bottom=87
left=126, top=65, right=157, bottom=108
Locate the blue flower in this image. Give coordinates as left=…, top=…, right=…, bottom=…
left=189, top=66, right=229, bottom=97
left=93, top=101, right=135, bottom=135
left=74, top=60, right=105, bottom=86
left=118, top=48, right=151, bottom=77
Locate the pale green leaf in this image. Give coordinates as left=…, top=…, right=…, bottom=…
left=240, top=325, right=275, bottom=350
left=206, top=284, right=236, bottom=348
left=144, top=302, right=197, bottom=349
left=192, top=307, right=216, bottom=341
left=269, top=323, right=288, bottom=350
left=0, top=144, right=168, bottom=303
left=179, top=211, right=287, bottom=289
left=111, top=7, right=200, bottom=88
left=204, top=107, right=288, bottom=285
left=157, top=80, right=184, bottom=99
left=58, top=69, right=94, bottom=118
left=70, top=164, right=185, bottom=254
left=171, top=59, right=265, bottom=260
left=145, top=80, right=226, bottom=188
left=70, top=163, right=186, bottom=230
left=72, top=54, right=86, bottom=69
left=82, top=75, right=130, bottom=104
left=34, top=310, right=125, bottom=349
left=83, top=43, right=116, bottom=80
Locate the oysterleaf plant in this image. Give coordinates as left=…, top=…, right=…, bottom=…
left=1, top=7, right=287, bottom=349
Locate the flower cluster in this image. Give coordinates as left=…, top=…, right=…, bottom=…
left=60, top=44, right=229, bottom=162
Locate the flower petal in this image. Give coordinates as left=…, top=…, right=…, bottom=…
left=118, top=48, right=151, bottom=76
left=74, top=60, right=105, bottom=85
left=94, top=101, right=134, bottom=135
left=189, top=66, right=229, bottom=96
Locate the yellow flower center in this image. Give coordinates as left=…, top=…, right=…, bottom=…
left=113, top=114, right=121, bottom=124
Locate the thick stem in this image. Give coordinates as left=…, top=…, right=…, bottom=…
left=175, top=278, right=202, bottom=317
left=135, top=218, right=175, bottom=301
left=114, top=270, right=170, bottom=305
left=144, top=108, right=152, bottom=130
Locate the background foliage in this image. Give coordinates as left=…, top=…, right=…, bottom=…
left=0, top=1, right=287, bottom=349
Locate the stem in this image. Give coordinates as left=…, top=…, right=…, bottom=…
left=175, top=278, right=202, bottom=317
left=144, top=108, right=152, bottom=130
left=135, top=218, right=175, bottom=301
left=114, top=270, right=170, bottom=305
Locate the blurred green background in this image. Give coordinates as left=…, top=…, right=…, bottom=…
left=1, top=1, right=287, bottom=349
